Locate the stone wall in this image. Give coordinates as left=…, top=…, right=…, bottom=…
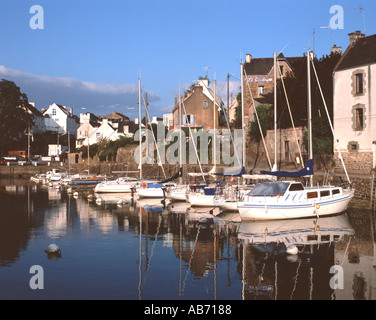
left=334, top=151, right=374, bottom=175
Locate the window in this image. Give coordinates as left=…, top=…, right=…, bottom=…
left=355, top=73, right=363, bottom=94
left=320, top=190, right=330, bottom=197
left=203, top=100, right=208, bottom=108
left=307, top=191, right=318, bottom=199
left=52, top=109, right=56, bottom=116
left=258, top=86, right=264, bottom=96
left=183, top=114, right=194, bottom=125
left=289, top=183, right=304, bottom=191
left=284, top=141, right=290, bottom=160
left=279, top=65, right=284, bottom=77
left=355, top=108, right=364, bottom=130
left=332, top=189, right=340, bottom=195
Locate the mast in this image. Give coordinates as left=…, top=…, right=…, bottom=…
left=240, top=60, right=246, bottom=169
left=138, top=77, right=142, bottom=180
left=273, top=51, right=277, bottom=171
left=179, top=91, right=183, bottom=184
left=307, top=51, right=313, bottom=187
left=213, top=79, right=217, bottom=169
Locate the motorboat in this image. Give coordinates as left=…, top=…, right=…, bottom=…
left=237, top=180, right=354, bottom=221
left=94, top=177, right=140, bottom=193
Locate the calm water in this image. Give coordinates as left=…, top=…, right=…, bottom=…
left=1, top=180, right=375, bottom=300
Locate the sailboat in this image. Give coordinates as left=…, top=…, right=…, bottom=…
left=237, top=51, right=354, bottom=221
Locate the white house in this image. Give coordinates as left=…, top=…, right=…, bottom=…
left=76, top=112, right=101, bottom=148
left=43, top=103, right=79, bottom=136
left=333, top=31, right=376, bottom=172
left=26, top=102, right=45, bottom=134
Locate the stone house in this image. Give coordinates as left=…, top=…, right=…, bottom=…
left=333, top=31, right=376, bottom=173
left=173, top=79, right=223, bottom=131
left=243, top=52, right=304, bottom=123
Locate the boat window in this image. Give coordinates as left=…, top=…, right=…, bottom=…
left=307, top=235, right=318, bottom=241
left=307, top=191, right=318, bottom=199
left=321, top=235, right=330, bottom=241
left=320, top=190, right=330, bottom=197
left=249, top=182, right=290, bottom=197
left=289, top=183, right=304, bottom=191
left=332, top=189, right=340, bottom=195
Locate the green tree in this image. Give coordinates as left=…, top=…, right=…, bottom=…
left=0, top=80, right=34, bottom=153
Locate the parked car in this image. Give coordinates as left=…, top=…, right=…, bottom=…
left=18, top=158, right=28, bottom=166
left=31, top=157, right=40, bottom=166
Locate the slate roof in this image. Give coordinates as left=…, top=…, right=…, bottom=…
left=244, top=53, right=304, bottom=76
left=334, top=34, right=376, bottom=72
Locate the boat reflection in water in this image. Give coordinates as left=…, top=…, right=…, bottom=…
left=237, top=214, right=355, bottom=300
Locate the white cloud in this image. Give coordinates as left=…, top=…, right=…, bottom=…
left=0, top=65, right=159, bottom=118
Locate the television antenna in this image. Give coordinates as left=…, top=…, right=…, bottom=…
left=320, top=25, right=334, bottom=48
left=349, top=6, right=366, bottom=34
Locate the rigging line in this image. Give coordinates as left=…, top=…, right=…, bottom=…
left=243, top=68, right=273, bottom=170
left=141, top=213, right=162, bottom=291
left=181, top=226, right=201, bottom=296
left=200, top=80, right=242, bottom=169
left=255, top=252, right=269, bottom=300
left=310, top=59, right=351, bottom=184
left=276, top=60, right=305, bottom=168
left=141, top=91, right=167, bottom=179
left=181, top=100, right=206, bottom=182
left=290, top=252, right=303, bottom=300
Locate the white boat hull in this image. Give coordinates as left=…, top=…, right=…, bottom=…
left=137, top=187, right=165, bottom=198
left=95, top=183, right=134, bottom=193
left=188, top=193, right=215, bottom=207
left=238, top=189, right=354, bottom=221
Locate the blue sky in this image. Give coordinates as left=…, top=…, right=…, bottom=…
left=0, top=0, right=375, bottom=120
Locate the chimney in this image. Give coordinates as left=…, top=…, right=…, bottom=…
left=348, top=30, right=365, bottom=46
left=246, top=53, right=252, bottom=63
left=331, top=44, right=342, bottom=54
left=175, top=96, right=177, bottom=106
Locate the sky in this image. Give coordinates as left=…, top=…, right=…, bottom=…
left=0, top=0, right=375, bottom=120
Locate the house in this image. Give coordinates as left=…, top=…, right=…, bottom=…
left=173, top=79, right=224, bottom=131
left=163, top=113, right=174, bottom=130
left=333, top=31, right=376, bottom=173
left=43, top=103, right=79, bottom=136
left=103, top=111, right=134, bottom=137
left=26, top=102, right=45, bottom=134
left=76, top=112, right=101, bottom=148
left=243, top=52, right=304, bottom=123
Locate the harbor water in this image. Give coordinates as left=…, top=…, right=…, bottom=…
left=0, top=179, right=375, bottom=300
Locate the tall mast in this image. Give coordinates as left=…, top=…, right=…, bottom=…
left=213, top=79, right=217, bottom=169
left=179, top=90, right=183, bottom=184
left=138, top=76, right=142, bottom=180
left=240, top=60, right=246, bottom=169
left=307, top=51, right=313, bottom=186
left=273, top=51, right=277, bottom=171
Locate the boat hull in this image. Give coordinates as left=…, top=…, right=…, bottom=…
left=238, top=189, right=354, bottom=221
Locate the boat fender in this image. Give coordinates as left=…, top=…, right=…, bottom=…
left=45, top=243, right=61, bottom=255
left=286, top=245, right=299, bottom=255
left=73, top=192, right=79, bottom=197
left=142, top=182, right=148, bottom=189
left=264, top=204, right=268, bottom=213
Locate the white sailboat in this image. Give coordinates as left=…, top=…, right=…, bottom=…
left=238, top=51, right=354, bottom=221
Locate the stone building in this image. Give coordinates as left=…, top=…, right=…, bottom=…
left=173, top=79, right=223, bottom=131
left=243, top=52, right=304, bottom=123
left=333, top=31, right=376, bottom=173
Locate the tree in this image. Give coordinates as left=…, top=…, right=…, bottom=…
left=0, top=80, right=34, bottom=153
